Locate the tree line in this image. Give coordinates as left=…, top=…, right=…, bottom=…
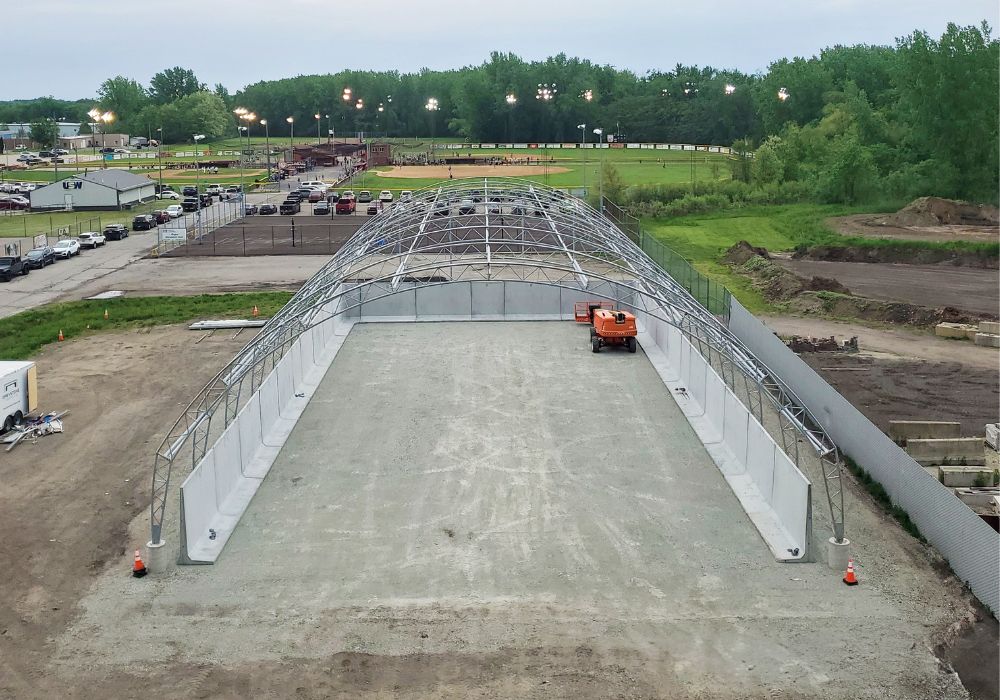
left=1, top=22, right=996, bottom=204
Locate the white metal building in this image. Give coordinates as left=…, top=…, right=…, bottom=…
left=29, top=170, right=156, bottom=211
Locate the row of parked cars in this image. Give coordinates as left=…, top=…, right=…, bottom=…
left=0, top=223, right=132, bottom=282
left=269, top=182, right=412, bottom=217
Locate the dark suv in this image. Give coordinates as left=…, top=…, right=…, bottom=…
left=182, top=186, right=198, bottom=197
left=0, top=256, right=29, bottom=281
left=132, top=214, right=156, bottom=231
left=24, top=247, right=55, bottom=269
left=103, top=224, right=129, bottom=241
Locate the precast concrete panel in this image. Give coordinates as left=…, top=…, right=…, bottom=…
left=746, top=421, right=776, bottom=504
left=290, top=341, right=304, bottom=389
left=723, top=390, right=749, bottom=470
left=470, top=281, right=506, bottom=316
left=504, top=282, right=562, bottom=317
left=770, top=451, right=810, bottom=547
left=213, top=426, right=243, bottom=513
left=704, top=370, right=726, bottom=443
left=275, top=355, right=294, bottom=415
left=360, top=282, right=417, bottom=319
left=258, top=373, right=280, bottom=444
left=686, top=342, right=708, bottom=412
left=180, top=448, right=217, bottom=557
left=416, top=282, right=473, bottom=317
left=238, top=393, right=263, bottom=471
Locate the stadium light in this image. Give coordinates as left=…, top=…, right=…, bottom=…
left=778, top=87, right=790, bottom=101
left=581, top=89, right=593, bottom=102
left=342, top=88, right=352, bottom=102
left=724, top=84, right=736, bottom=95
left=536, top=83, right=557, bottom=101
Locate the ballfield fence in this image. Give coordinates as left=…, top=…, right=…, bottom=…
left=602, top=197, right=731, bottom=318
left=728, top=298, right=999, bottom=613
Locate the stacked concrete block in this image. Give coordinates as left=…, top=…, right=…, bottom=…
left=906, top=437, right=986, bottom=466
left=935, top=322, right=978, bottom=340
left=889, top=420, right=962, bottom=445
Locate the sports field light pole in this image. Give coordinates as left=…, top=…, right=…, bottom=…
left=593, top=127, right=604, bottom=212
left=156, top=127, right=163, bottom=195
left=193, top=134, right=206, bottom=237
left=425, top=98, right=439, bottom=161
left=260, top=119, right=271, bottom=182
left=355, top=100, right=366, bottom=187
left=286, top=116, right=294, bottom=172
left=536, top=84, right=556, bottom=184
left=315, top=113, right=322, bottom=146
left=577, top=123, right=587, bottom=197
left=505, top=93, right=516, bottom=145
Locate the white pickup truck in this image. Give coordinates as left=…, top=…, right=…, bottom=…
left=0, top=361, right=37, bottom=432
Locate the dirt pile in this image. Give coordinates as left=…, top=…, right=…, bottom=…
left=880, top=197, right=1000, bottom=228
left=725, top=241, right=851, bottom=301
left=797, top=244, right=998, bottom=269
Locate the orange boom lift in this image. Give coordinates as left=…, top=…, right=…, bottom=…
left=574, top=301, right=638, bottom=354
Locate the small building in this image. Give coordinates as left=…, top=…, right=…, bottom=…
left=368, top=142, right=392, bottom=166
left=57, top=133, right=131, bottom=151
left=29, top=170, right=157, bottom=211
left=0, top=122, right=81, bottom=141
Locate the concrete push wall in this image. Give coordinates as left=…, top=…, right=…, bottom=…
left=889, top=421, right=962, bottom=444
left=906, top=438, right=986, bottom=466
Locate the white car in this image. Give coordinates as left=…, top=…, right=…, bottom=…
left=378, top=190, right=393, bottom=203
left=113, top=148, right=131, bottom=154
left=165, top=204, right=184, bottom=218
left=53, top=239, right=81, bottom=258
left=77, top=231, right=106, bottom=249
left=206, top=184, right=223, bottom=195
left=15, top=153, right=38, bottom=162
left=300, top=181, right=327, bottom=190
left=399, top=190, right=413, bottom=202
left=157, top=190, right=180, bottom=200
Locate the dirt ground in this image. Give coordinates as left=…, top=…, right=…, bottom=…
left=377, top=164, right=570, bottom=179
left=773, top=257, right=1000, bottom=315
left=827, top=214, right=999, bottom=243
left=1, top=323, right=988, bottom=700
left=0, top=326, right=252, bottom=699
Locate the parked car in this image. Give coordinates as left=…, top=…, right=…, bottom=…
left=181, top=186, right=198, bottom=197
left=0, top=198, right=28, bottom=211
left=225, top=186, right=242, bottom=196
left=243, top=204, right=259, bottom=216
left=157, top=190, right=180, bottom=200
left=366, top=202, right=378, bottom=215
left=341, top=190, right=355, bottom=200
left=103, top=224, right=129, bottom=240
left=181, top=198, right=199, bottom=212
left=15, top=153, right=38, bottom=162
left=98, top=147, right=115, bottom=154
left=199, top=194, right=213, bottom=208
left=432, top=200, right=450, bottom=217
left=132, top=214, right=156, bottom=231
left=78, top=231, right=106, bottom=248
left=285, top=192, right=302, bottom=203
left=301, top=180, right=327, bottom=190
left=295, top=188, right=314, bottom=199
left=151, top=210, right=171, bottom=224
left=308, top=190, right=324, bottom=203
left=24, top=247, right=56, bottom=269
left=52, top=239, right=81, bottom=258
left=313, top=202, right=330, bottom=215
left=113, top=148, right=131, bottom=154
left=326, top=191, right=340, bottom=203
left=259, top=203, right=277, bottom=215
left=400, top=190, right=413, bottom=202
left=165, top=204, right=184, bottom=218
left=0, top=256, right=28, bottom=281
left=378, top=190, right=393, bottom=203
left=457, top=199, right=476, bottom=215
left=357, top=190, right=373, bottom=203
left=52, top=148, right=68, bottom=156
left=335, top=198, right=356, bottom=215
left=38, top=151, right=55, bottom=159
left=279, top=199, right=301, bottom=215
left=206, top=184, right=223, bottom=195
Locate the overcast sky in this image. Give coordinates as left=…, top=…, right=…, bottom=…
left=11, top=0, right=997, bottom=100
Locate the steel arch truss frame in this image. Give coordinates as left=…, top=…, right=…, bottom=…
left=149, top=177, right=845, bottom=547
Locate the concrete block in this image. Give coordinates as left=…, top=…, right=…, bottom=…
left=974, top=332, right=1000, bottom=348
left=889, top=420, right=962, bottom=444
left=978, top=320, right=1000, bottom=335
left=935, top=322, right=977, bottom=340
left=953, top=487, right=1000, bottom=510
left=940, top=466, right=997, bottom=487
left=906, top=437, right=986, bottom=466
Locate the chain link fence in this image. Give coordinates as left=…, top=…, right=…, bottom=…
left=602, top=197, right=731, bottom=318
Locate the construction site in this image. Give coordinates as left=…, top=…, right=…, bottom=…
left=1, top=180, right=997, bottom=699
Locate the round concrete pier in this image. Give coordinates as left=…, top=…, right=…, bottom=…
left=827, top=537, right=851, bottom=571
left=145, top=539, right=168, bottom=574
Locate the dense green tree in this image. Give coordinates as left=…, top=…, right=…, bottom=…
left=149, top=67, right=205, bottom=105
left=29, top=118, right=59, bottom=147
left=97, top=76, right=148, bottom=132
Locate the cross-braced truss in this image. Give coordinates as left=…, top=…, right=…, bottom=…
left=149, top=178, right=846, bottom=548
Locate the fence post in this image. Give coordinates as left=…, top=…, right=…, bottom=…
left=243, top=230, right=246, bottom=257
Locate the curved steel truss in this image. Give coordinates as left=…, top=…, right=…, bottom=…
left=150, top=178, right=845, bottom=547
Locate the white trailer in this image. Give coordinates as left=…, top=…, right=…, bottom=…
left=0, top=361, right=38, bottom=432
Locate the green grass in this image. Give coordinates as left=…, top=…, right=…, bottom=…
left=0, top=293, right=293, bottom=359
left=0, top=202, right=168, bottom=239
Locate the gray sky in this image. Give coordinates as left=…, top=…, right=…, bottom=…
left=12, top=0, right=998, bottom=100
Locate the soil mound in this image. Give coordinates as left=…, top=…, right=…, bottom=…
left=879, top=197, right=999, bottom=228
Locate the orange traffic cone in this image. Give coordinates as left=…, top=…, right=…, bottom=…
left=132, top=549, right=148, bottom=578
left=57, top=329, right=64, bottom=342
left=103, top=308, right=109, bottom=320
left=843, top=557, right=858, bottom=586
left=252, top=305, right=259, bottom=318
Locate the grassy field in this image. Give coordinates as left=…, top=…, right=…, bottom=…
left=0, top=201, right=166, bottom=239
left=0, top=292, right=293, bottom=359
